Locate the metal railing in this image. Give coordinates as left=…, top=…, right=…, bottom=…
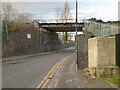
left=86, top=21, right=119, bottom=37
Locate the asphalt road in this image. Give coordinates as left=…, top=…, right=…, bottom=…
left=2, top=47, right=75, bottom=88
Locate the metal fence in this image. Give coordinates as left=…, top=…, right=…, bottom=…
left=86, top=21, right=119, bottom=37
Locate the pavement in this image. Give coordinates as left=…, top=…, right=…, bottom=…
left=2, top=51, right=53, bottom=63
left=43, top=53, right=117, bottom=88
left=2, top=48, right=66, bottom=63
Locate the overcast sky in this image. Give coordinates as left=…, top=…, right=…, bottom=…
left=1, top=0, right=120, bottom=21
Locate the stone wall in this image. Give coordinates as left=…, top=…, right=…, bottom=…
left=39, top=28, right=64, bottom=52
left=88, top=36, right=117, bottom=77
left=2, top=27, right=64, bottom=57
left=77, top=34, right=89, bottom=69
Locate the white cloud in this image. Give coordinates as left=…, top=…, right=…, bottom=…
left=71, top=0, right=119, bottom=21
left=1, top=0, right=119, bottom=21
left=95, top=5, right=118, bottom=21
left=1, top=0, right=75, bottom=2
left=93, top=0, right=119, bottom=21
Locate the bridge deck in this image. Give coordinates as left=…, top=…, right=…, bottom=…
left=39, top=22, right=85, bottom=32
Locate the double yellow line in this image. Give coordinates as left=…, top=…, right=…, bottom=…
left=36, top=54, right=73, bottom=89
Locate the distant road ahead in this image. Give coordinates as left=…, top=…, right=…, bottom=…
left=2, top=47, right=75, bottom=88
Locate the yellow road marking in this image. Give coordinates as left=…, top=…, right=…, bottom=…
left=36, top=61, right=60, bottom=88
left=36, top=54, right=74, bottom=89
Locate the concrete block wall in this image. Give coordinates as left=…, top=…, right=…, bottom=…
left=97, top=37, right=116, bottom=66
left=88, top=37, right=97, bottom=68
left=88, top=36, right=117, bottom=76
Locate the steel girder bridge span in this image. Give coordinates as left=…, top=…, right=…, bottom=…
left=39, top=22, right=85, bottom=32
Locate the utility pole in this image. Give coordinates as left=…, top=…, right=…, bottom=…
left=75, top=0, right=79, bottom=70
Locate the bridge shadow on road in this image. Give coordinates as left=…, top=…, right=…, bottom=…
left=56, top=47, right=75, bottom=54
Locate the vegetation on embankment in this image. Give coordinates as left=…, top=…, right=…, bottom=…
left=100, top=67, right=120, bottom=88
left=88, top=18, right=120, bottom=26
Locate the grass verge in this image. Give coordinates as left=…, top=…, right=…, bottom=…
left=101, top=76, right=119, bottom=86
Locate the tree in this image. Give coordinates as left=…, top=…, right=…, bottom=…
left=61, top=2, right=70, bottom=20
left=55, top=2, right=72, bottom=47
left=61, top=2, right=70, bottom=47
left=16, top=12, right=33, bottom=23
left=2, top=2, right=33, bottom=32
left=2, top=2, right=13, bottom=39
left=2, top=2, right=12, bottom=21
left=88, top=18, right=97, bottom=22
left=2, top=2, right=33, bottom=23
left=55, top=7, right=61, bottom=20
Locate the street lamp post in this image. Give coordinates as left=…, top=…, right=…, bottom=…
left=75, top=0, right=79, bottom=70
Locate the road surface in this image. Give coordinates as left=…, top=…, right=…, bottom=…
left=2, top=47, right=75, bottom=88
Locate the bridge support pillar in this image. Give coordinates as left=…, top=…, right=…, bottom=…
left=77, top=34, right=89, bottom=69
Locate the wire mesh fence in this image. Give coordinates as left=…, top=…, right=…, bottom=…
left=86, top=21, right=119, bottom=37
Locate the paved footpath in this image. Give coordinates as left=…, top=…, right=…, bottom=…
left=2, top=52, right=50, bottom=62
left=45, top=53, right=117, bottom=88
